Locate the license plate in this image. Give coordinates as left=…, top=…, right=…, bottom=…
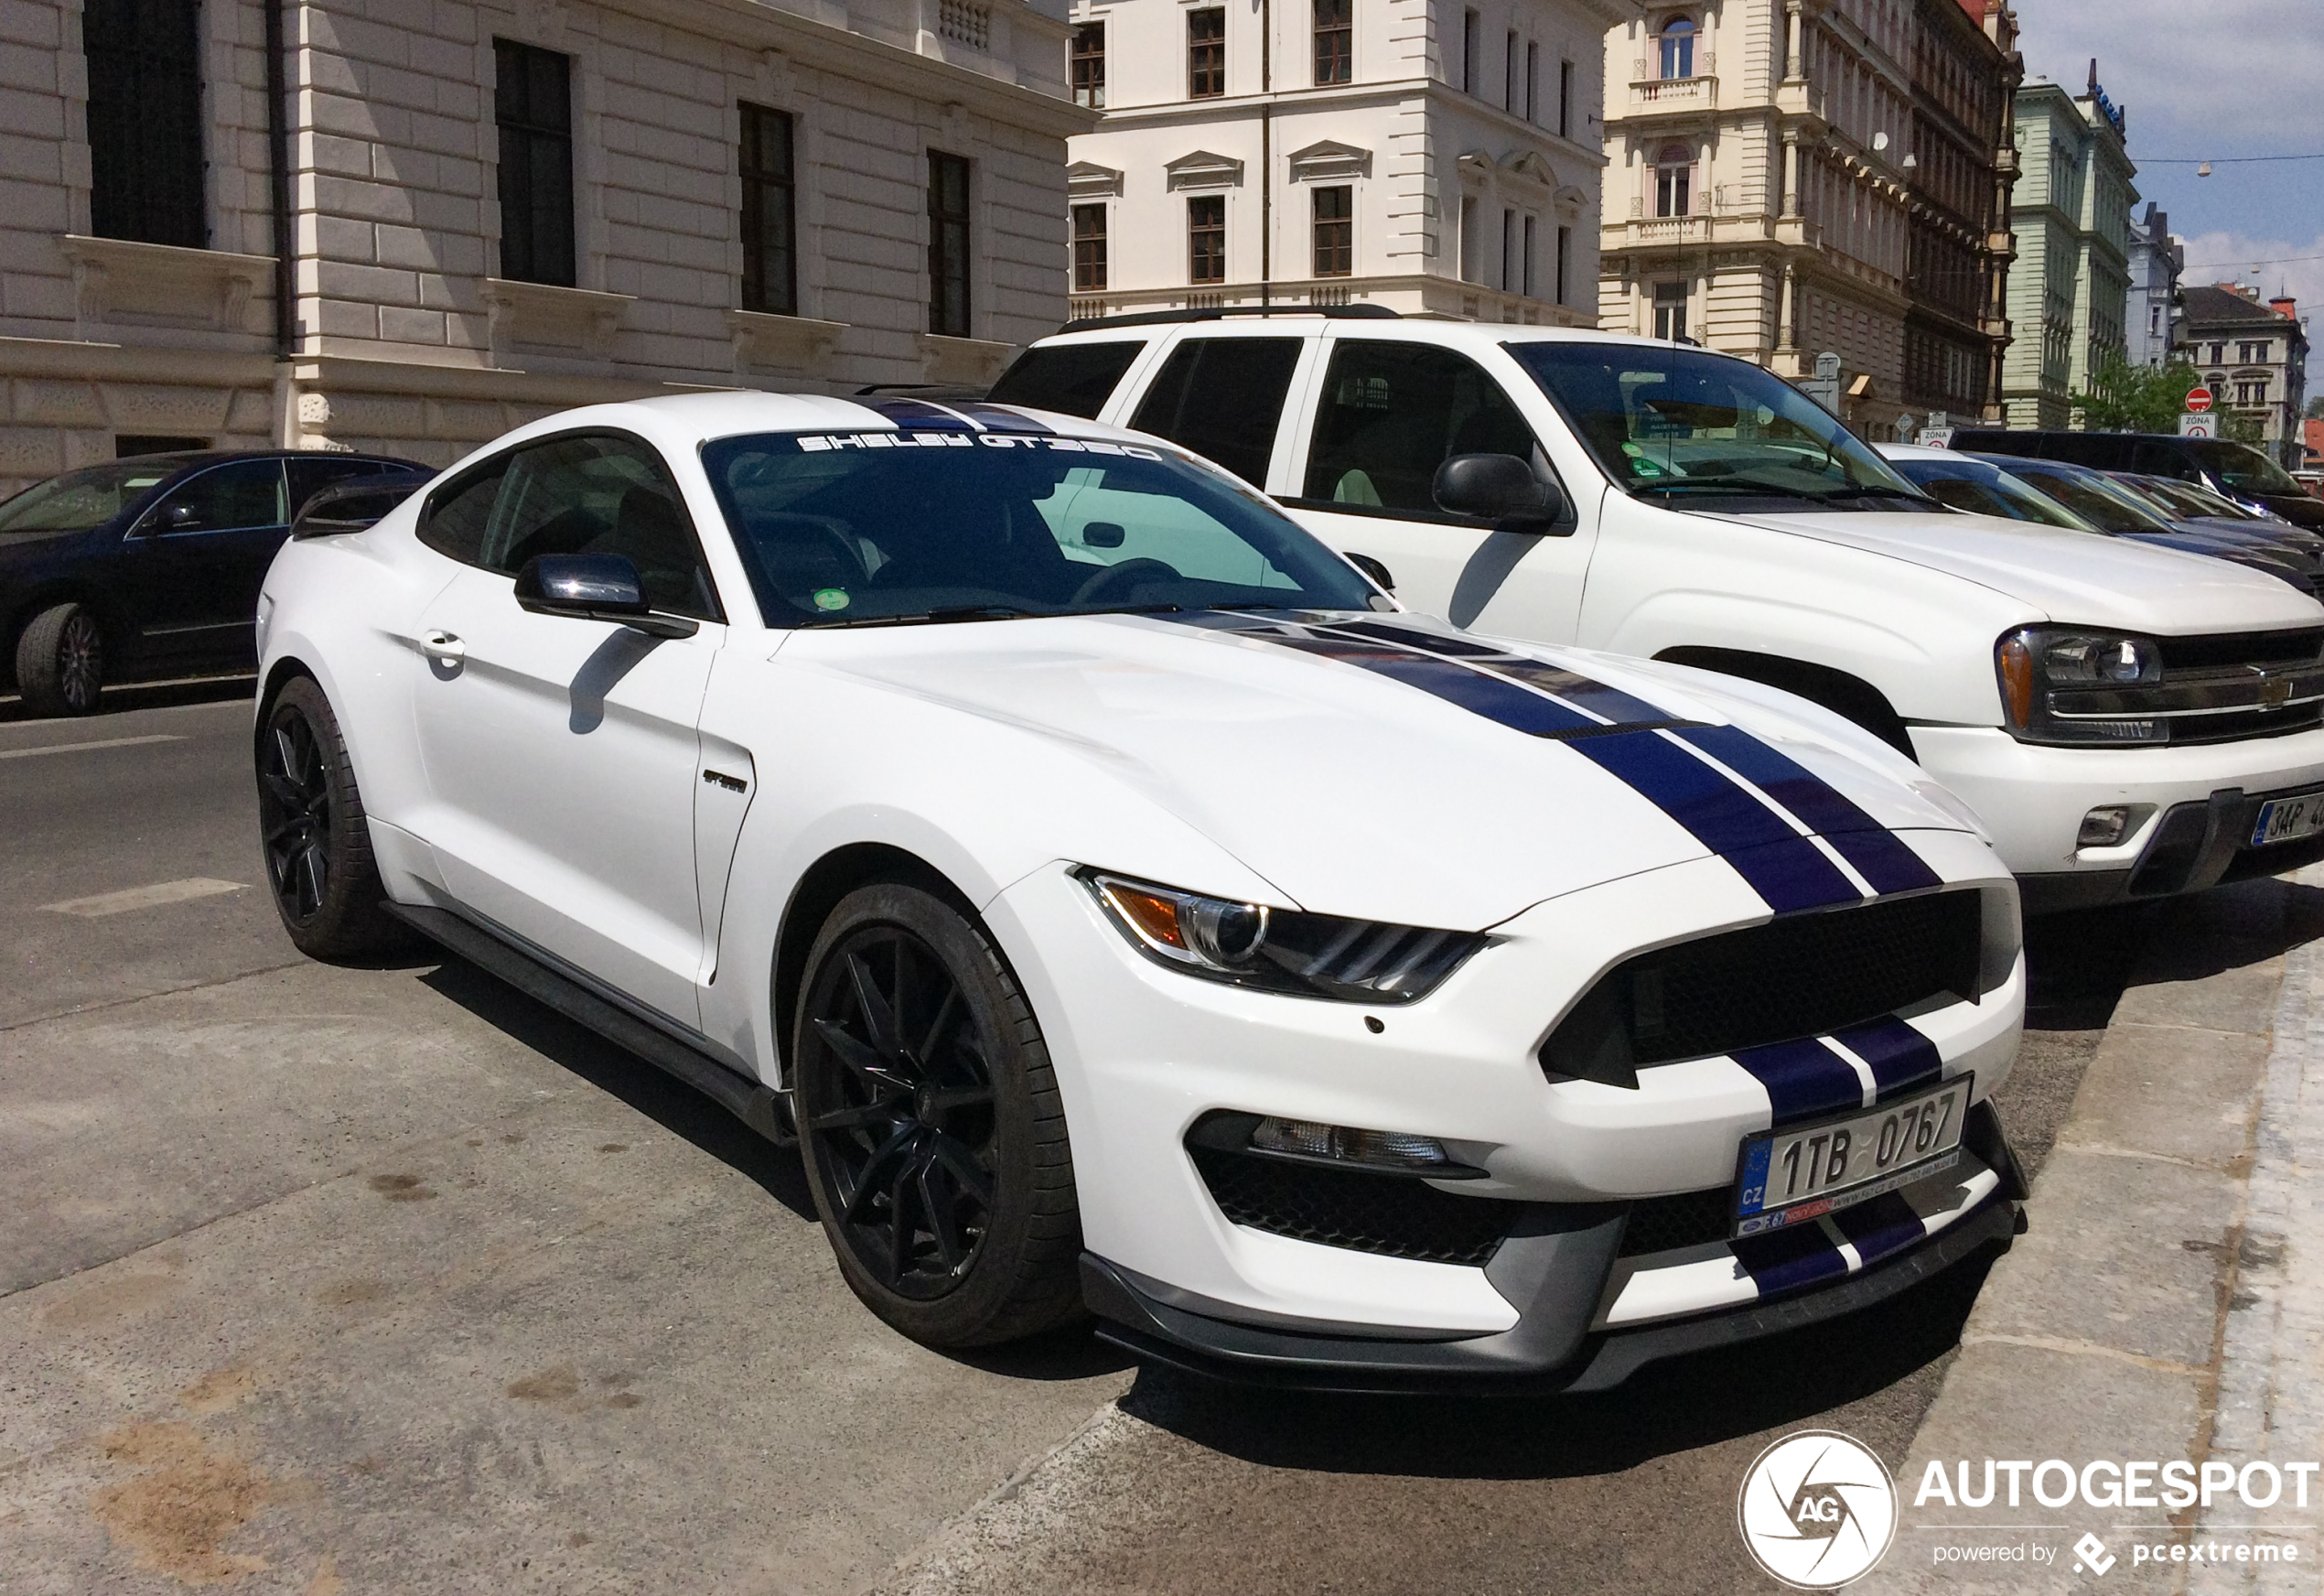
left=2252, top=792, right=2324, bottom=847
left=1733, top=1074, right=1971, bottom=1237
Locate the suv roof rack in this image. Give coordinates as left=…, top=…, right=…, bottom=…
left=1057, top=303, right=1403, bottom=334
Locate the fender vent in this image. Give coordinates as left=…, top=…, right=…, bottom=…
left=1189, top=1148, right=1517, bottom=1266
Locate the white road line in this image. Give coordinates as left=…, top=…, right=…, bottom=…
left=0, top=734, right=187, bottom=760
left=41, top=879, right=248, bottom=917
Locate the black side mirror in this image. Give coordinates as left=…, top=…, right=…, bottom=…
left=290, top=474, right=425, bottom=540
left=1344, top=551, right=1395, bottom=592
left=514, top=553, right=698, bottom=638
left=1432, top=453, right=1570, bottom=531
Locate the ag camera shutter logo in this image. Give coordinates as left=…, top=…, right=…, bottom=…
left=1738, top=1430, right=1899, bottom=1589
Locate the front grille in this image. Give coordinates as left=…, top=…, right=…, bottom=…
left=2164, top=705, right=2324, bottom=744
left=1619, top=1187, right=1733, bottom=1257
left=1189, top=1147, right=1518, bottom=1266
left=1542, top=890, right=1984, bottom=1082
left=2157, top=628, right=2324, bottom=671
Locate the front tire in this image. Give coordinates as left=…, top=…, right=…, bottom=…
left=16, top=602, right=104, bottom=717
left=255, top=675, right=404, bottom=959
left=793, top=883, right=1083, bottom=1348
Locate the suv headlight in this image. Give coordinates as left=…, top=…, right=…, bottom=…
left=1996, top=626, right=2168, bottom=745
left=1082, top=871, right=1487, bottom=1003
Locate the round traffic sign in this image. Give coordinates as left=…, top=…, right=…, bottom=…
left=2186, top=386, right=2214, bottom=413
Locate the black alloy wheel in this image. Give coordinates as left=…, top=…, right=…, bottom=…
left=794, top=883, right=1083, bottom=1347
left=254, top=675, right=404, bottom=959
left=15, top=602, right=104, bottom=717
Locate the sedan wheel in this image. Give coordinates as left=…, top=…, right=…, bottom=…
left=15, top=603, right=104, bottom=717
left=794, top=883, right=1083, bottom=1347
left=255, top=675, right=405, bottom=959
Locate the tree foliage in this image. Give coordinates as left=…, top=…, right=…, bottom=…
left=2072, top=354, right=2209, bottom=434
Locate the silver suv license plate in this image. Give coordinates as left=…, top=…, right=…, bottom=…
left=2252, top=792, right=2324, bottom=847
left=1732, top=1074, right=1971, bottom=1237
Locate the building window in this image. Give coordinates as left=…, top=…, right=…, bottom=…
left=1071, top=202, right=1107, bottom=292
left=1189, top=195, right=1226, bottom=284
left=1658, top=16, right=1695, bottom=80
left=1558, top=58, right=1573, bottom=138
left=1071, top=22, right=1105, bottom=106
left=1504, top=30, right=1517, bottom=110
left=928, top=150, right=972, bottom=336
left=2236, top=379, right=2269, bottom=406
left=83, top=0, right=205, bottom=247
left=1525, top=42, right=1539, bottom=122
left=1313, top=185, right=1351, bottom=276
left=1500, top=208, right=1515, bottom=291
left=2240, top=340, right=2270, bottom=363
left=1522, top=214, right=1536, bottom=297
left=1654, top=142, right=1692, bottom=217
left=1313, top=0, right=1350, bottom=85
left=1555, top=223, right=1570, bottom=305
left=1653, top=280, right=1687, bottom=341
left=2210, top=341, right=2226, bottom=364
left=1458, top=195, right=1478, bottom=283
left=1461, top=9, right=1479, bottom=94
left=737, top=102, right=796, bottom=316
left=1189, top=8, right=1225, bottom=98
left=494, top=40, right=576, bottom=286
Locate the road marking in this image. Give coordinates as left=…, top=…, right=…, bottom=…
left=0, top=734, right=186, bottom=760
left=41, top=879, right=249, bottom=917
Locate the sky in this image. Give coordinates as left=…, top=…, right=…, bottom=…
left=2012, top=0, right=2324, bottom=314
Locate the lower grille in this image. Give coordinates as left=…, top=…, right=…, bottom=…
left=1189, top=1147, right=1518, bottom=1266
left=1619, top=1188, right=1734, bottom=1257
left=1543, top=890, right=1984, bottom=1084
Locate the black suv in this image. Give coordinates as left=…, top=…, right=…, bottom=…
left=1, top=450, right=425, bottom=716
left=1951, top=429, right=2324, bottom=531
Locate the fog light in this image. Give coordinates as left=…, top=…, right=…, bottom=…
left=1250, top=1116, right=1451, bottom=1171
left=2078, top=805, right=2134, bottom=848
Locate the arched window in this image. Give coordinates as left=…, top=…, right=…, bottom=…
left=1654, top=142, right=1693, bottom=217
left=1658, top=16, right=1695, bottom=80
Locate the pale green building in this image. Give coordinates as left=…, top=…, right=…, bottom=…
left=2001, top=67, right=2136, bottom=426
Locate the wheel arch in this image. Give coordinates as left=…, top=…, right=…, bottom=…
left=1652, top=645, right=1916, bottom=758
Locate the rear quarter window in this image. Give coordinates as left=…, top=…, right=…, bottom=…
left=985, top=341, right=1145, bottom=419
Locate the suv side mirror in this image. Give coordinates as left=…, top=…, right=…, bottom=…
left=514, top=553, right=699, bottom=638
left=1432, top=453, right=1569, bottom=531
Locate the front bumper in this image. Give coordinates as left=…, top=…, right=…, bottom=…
left=1909, top=724, right=2324, bottom=909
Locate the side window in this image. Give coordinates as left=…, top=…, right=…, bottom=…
left=1915, top=476, right=2017, bottom=519
left=1301, top=340, right=1538, bottom=512
left=2132, top=442, right=2198, bottom=481
left=417, top=456, right=511, bottom=566
left=144, top=459, right=288, bottom=533
left=481, top=434, right=722, bottom=620
left=1128, top=338, right=1302, bottom=487
left=986, top=341, right=1144, bottom=419
left=285, top=457, right=392, bottom=513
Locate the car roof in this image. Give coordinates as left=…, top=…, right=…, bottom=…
left=1027, top=318, right=1709, bottom=357
left=108, top=448, right=427, bottom=470
left=1876, top=443, right=1970, bottom=461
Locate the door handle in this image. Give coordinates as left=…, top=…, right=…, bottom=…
left=421, top=630, right=465, bottom=665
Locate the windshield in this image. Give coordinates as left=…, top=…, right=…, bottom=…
left=0, top=458, right=182, bottom=538
left=2123, top=475, right=2251, bottom=520
left=1984, top=460, right=2169, bottom=534
left=1888, top=459, right=2094, bottom=529
left=700, top=429, right=1381, bottom=627
left=1507, top=341, right=1931, bottom=510
left=2184, top=440, right=2304, bottom=496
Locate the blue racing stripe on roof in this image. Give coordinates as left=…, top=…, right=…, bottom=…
left=1833, top=1017, right=1944, bottom=1096
left=1572, top=731, right=1858, bottom=911
left=864, top=398, right=978, bottom=431
left=942, top=402, right=1055, bottom=435
left=1730, top=1036, right=1866, bottom=1122
left=1678, top=724, right=1942, bottom=894
left=1732, top=1222, right=1849, bottom=1295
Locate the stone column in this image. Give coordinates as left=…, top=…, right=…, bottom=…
left=1783, top=1, right=1804, bottom=81
left=1779, top=263, right=1797, bottom=349
left=1781, top=134, right=1802, bottom=218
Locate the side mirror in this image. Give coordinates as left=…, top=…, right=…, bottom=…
left=1343, top=551, right=1395, bottom=592
left=290, top=474, right=426, bottom=540
left=514, top=553, right=698, bottom=638
left=1432, top=453, right=1570, bottom=531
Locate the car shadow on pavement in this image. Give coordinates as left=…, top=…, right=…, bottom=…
left=1115, top=1246, right=1997, bottom=1480
left=415, top=954, right=820, bottom=1224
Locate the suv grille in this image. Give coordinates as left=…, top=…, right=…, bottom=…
left=1543, top=890, right=1983, bottom=1083
left=1189, top=1148, right=1518, bottom=1266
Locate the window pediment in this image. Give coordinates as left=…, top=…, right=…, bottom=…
left=1068, top=161, right=1124, bottom=199
left=1286, top=139, right=1371, bottom=181
left=1166, top=150, right=1245, bottom=190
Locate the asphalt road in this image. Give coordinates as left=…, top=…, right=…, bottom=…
left=0, top=682, right=2166, bottom=1594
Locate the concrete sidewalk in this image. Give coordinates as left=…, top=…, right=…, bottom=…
left=1861, top=870, right=2324, bottom=1594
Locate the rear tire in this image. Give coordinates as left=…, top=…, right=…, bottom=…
left=793, top=883, right=1084, bottom=1348
left=15, top=603, right=104, bottom=717
left=255, top=674, right=406, bottom=960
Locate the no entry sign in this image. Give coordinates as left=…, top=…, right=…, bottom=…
left=2186, top=385, right=2215, bottom=414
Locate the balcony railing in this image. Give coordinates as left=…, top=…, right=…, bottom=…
left=1630, top=71, right=1716, bottom=109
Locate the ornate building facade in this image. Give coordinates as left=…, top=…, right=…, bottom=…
left=1999, top=64, right=2135, bottom=426
left=1597, top=0, right=2017, bottom=437
left=2180, top=283, right=2309, bottom=469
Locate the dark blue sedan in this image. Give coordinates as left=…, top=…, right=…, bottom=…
left=1, top=450, right=424, bottom=716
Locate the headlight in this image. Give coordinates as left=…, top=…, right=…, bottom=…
left=1082, top=871, right=1487, bottom=1003
left=1996, top=626, right=2168, bottom=745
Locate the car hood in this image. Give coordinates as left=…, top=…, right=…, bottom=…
left=782, top=609, right=1976, bottom=930
left=1702, top=507, right=2324, bottom=631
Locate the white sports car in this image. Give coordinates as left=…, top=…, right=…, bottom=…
left=253, top=392, right=2027, bottom=1386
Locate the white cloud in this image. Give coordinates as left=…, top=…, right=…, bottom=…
left=2176, top=232, right=2324, bottom=317
left=2017, top=0, right=2324, bottom=149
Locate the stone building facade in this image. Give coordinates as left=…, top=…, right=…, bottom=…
left=1597, top=0, right=2017, bottom=438
left=2125, top=200, right=2180, bottom=367
left=2180, top=283, right=2309, bottom=469
left=1056, top=0, right=1635, bottom=324
left=0, top=0, right=1090, bottom=491
left=1998, top=64, right=2134, bottom=427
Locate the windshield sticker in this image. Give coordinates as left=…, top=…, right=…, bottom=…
left=812, top=588, right=850, bottom=611
left=791, top=432, right=1163, bottom=459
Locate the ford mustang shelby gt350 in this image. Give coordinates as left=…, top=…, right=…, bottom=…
left=253, top=392, right=2027, bottom=1386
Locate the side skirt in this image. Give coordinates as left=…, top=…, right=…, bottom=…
left=382, top=900, right=796, bottom=1147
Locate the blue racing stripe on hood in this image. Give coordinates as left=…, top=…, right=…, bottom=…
left=1730, top=1036, right=1865, bottom=1121
left=1677, top=725, right=1942, bottom=895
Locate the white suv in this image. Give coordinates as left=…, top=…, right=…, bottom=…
left=991, top=315, right=2324, bottom=911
